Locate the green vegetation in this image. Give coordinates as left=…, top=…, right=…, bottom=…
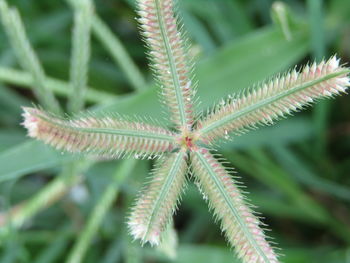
left=0, top=0, right=349, bottom=262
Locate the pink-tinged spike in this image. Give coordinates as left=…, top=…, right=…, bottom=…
left=128, top=151, right=188, bottom=246
left=21, top=107, right=176, bottom=159
left=191, top=148, right=279, bottom=263
left=137, top=0, right=195, bottom=131
left=196, top=56, right=350, bottom=143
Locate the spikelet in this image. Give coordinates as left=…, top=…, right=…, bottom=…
left=128, top=151, right=187, bottom=245
left=137, top=0, right=195, bottom=131
left=22, top=107, right=176, bottom=159
left=196, top=56, right=350, bottom=143
left=191, top=148, right=279, bottom=263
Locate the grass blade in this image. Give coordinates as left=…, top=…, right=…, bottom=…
left=0, top=140, right=76, bottom=182
left=271, top=145, right=350, bottom=202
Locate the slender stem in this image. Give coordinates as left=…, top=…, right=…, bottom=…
left=92, top=15, right=147, bottom=91
left=0, top=66, right=116, bottom=104
left=0, top=164, right=83, bottom=240
left=0, top=1, right=61, bottom=114
left=68, top=0, right=93, bottom=113
left=66, top=159, right=136, bottom=263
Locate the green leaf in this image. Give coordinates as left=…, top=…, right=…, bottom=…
left=196, top=25, right=309, bottom=107
left=0, top=84, right=29, bottom=115
left=0, top=140, right=76, bottom=182
left=271, top=145, right=350, bottom=202
left=175, top=245, right=238, bottom=263
left=220, top=117, right=314, bottom=150
left=0, top=130, right=26, bottom=152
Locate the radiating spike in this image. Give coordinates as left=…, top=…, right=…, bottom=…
left=136, top=0, right=196, bottom=131
left=22, top=107, right=176, bottom=159
left=128, top=151, right=188, bottom=245
left=196, top=57, right=350, bottom=142
left=191, top=148, right=279, bottom=263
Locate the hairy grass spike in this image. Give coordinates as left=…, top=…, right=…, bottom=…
left=137, top=0, right=195, bottom=131
left=196, top=56, right=350, bottom=143
left=128, top=151, right=188, bottom=246
left=22, top=107, right=176, bottom=159
left=17, top=0, right=350, bottom=261
left=191, top=148, right=279, bottom=263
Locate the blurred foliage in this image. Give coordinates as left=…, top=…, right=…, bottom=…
left=0, top=0, right=349, bottom=262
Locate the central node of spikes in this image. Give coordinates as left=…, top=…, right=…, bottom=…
left=178, top=131, right=198, bottom=151
left=184, top=136, right=193, bottom=148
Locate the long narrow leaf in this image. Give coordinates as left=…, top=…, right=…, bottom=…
left=0, top=140, right=75, bottom=182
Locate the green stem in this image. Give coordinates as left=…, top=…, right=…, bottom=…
left=92, top=15, right=146, bottom=91
left=0, top=1, right=61, bottom=114
left=66, top=159, right=136, bottom=263
left=68, top=0, right=93, bottom=113
left=0, top=66, right=116, bottom=104
left=0, top=164, right=82, bottom=241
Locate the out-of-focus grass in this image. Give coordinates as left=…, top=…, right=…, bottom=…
left=0, top=0, right=349, bottom=262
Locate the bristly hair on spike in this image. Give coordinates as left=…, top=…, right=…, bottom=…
left=191, top=148, right=279, bottom=263
left=21, top=107, right=177, bottom=159
left=17, top=0, right=350, bottom=261
left=137, top=0, right=196, bottom=131
left=128, top=150, right=188, bottom=246
left=196, top=56, right=350, bottom=143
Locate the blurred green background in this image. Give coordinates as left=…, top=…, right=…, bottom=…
left=0, top=0, right=350, bottom=262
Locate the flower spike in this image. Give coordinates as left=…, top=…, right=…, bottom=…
left=191, top=148, right=279, bottom=263
left=22, top=107, right=176, bottom=159
left=128, top=151, right=188, bottom=245
left=137, top=0, right=195, bottom=131
left=196, top=56, right=350, bottom=143
left=16, top=0, right=350, bottom=261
